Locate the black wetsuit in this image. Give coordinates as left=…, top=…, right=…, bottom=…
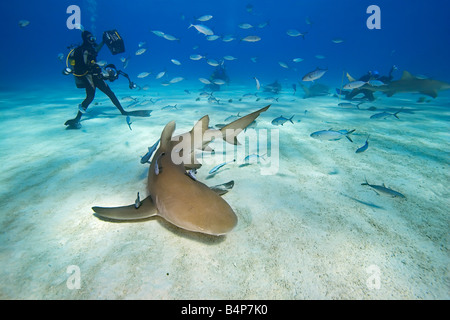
left=65, top=39, right=127, bottom=128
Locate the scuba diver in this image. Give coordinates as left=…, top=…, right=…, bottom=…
left=341, top=65, right=398, bottom=101
left=64, top=30, right=149, bottom=129
left=203, top=64, right=230, bottom=92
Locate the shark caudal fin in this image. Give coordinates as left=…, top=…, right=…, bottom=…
left=220, top=105, right=270, bottom=145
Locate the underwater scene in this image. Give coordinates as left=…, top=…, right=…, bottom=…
left=0, top=0, right=449, bottom=300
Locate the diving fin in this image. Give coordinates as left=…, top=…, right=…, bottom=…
left=126, top=110, right=152, bottom=117
left=92, top=195, right=157, bottom=221
left=64, top=118, right=81, bottom=129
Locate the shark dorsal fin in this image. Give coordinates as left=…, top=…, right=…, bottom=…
left=220, top=105, right=270, bottom=145
left=160, top=121, right=176, bottom=151
left=401, top=71, right=415, bottom=80
left=192, top=115, right=210, bottom=135
left=346, top=72, right=356, bottom=82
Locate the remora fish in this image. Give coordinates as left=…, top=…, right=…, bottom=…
left=140, top=139, right=160, bottom=164
left=310, top=129, right=355, bottom=142
left=361, top=178, right=406, bottom=199
left=92, top=105, right=270, bottom=235
left=209, top=159, right=236, bottom=174
left=126, top=116, right=132, bottom=131
left=254, top=77, right=261, bottom=90
left=302, top=68, right=327, bottom=82
left=356, top=135, right=370, bottom=153
left=154, top=152, right=165, bottom=175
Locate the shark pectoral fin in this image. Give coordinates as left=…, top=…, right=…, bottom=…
left=92, top=196, right=157, bottom=221
left=210, top=180, right=235, bottom=196
left=421, top=89, right=438, bottom=98
left=184, top=163, right=202, bottom=170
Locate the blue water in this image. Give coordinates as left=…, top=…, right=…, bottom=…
left=1, top=0, right=449, bottom=89
left=0, top=0, right=449, bottom=300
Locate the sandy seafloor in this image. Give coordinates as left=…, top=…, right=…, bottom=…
left=0, top=81, right=448, bottom=299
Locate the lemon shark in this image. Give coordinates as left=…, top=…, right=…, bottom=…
left=365, top=71, right=450, bottom=98
left=93, top=105, right=270, bottom=236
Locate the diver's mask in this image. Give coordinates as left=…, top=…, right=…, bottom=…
left=88, top=35, right=97, bottom=44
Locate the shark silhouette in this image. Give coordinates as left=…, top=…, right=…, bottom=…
left=93, top=105, right=270, bottom=236
left=366, top=71, right=450, bottom=98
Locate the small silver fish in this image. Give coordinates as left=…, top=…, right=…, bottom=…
left=343, top=81, right=369, bottom=90
left=209, top=159, right=236, bottom=174
left=19, top=20, right=30, bottom=28
left=240, top=36, right=261, bottom=42
left=338, top=102, right=364, bottom=109
left=356, top=135, right=370, bottom=153
left=163, top=34, right=179, bottom=41
left=271, top=115, right=294, bottom=126
left=370, top=109, right=402, bottom=120
left=302, top=68, right=327, bottom=82
left=310, top=129, right=355, bottom=142
left=197, top=15, right=213, bottom=22
left=190, top=54, right=205, bottom=60
left=224, top=113, right=240, bottom=122
left=162, top=104, right=178, bottom=110
left=188, top=24, right=214, bottom=36
left=286, top=29, right=307, bottom=39
left=254, top=77, right=261, bottom=90
left=135, top=48, right=147, bottom=55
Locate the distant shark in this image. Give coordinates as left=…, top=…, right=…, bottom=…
left=93, top=105, right=270, bottom=236
left=300, top=83, right=330, bottom=99
left=366, top=71, right=450, bottom=98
